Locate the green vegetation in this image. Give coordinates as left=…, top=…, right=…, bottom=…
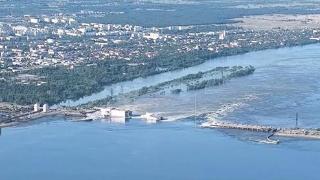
left=229, top=65, right=255, bottom=78
left=0, top=51, right=205, bottom=105
left=0, top=47, right=257, bottom=105
left=85, top=66, right=255, bottom=107
left=0, top=59, right=161, bottom=105
left=187, top=79, right=224, bottom=91
left=171, top=89, right=182, bottom=94
left=187, top=66, right=254, bottom=91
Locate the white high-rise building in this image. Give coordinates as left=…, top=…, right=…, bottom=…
left=30, top=18, right=39, bottom=24
left=219, top=30, right=226, bottom=40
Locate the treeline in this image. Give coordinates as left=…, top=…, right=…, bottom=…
left=228, top=65, right=255, bottom=78
left=0, top=59, right=159, bottom=105
left=0, top=51, right=207, bottom=105
left=187, top=78, right=224, bottom=91
left=187, top=66, right=255, bottom=91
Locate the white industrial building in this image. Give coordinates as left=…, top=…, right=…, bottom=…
left=42, top=104, right=49, bottom=113
left=141, top=112, right=163, bottom=123
left=33, top=103, right=49, bottom=113
left=110, top=109, right=131, bottom=118
left=100, top=107, right=132, bottom=119
left=33, top=103, right=40, bottom=112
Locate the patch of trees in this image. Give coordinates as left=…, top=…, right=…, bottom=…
left=228, top=65, right=255, bottom=78
left=187, top=78, right=224, bottom=91
left=171, top=89, right=182, bottom=94
left=187, top=66, right=255, bottom=91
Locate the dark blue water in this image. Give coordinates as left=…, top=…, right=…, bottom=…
left=0, top=118, right=320, bottom=180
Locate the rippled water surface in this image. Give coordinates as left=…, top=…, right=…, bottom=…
left=113, top=44, right=320, bottom=128
left=2, top=44, right=320, bottom=179
left=1, top=118, right=320, bottom=180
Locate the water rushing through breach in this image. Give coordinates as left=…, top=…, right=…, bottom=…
left=104, top=44, right=320, bottom=128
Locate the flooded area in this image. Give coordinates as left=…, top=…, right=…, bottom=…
left=1, top=44, right=320, bottom=179
left=60, top=44, right=288, bottom=107
left=63, top=44, right=320, bottom=129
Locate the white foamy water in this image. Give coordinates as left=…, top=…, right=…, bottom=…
left=117, top=44, right=320, bottom=128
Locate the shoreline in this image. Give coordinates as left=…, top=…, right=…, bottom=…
left=0, top=108, right=88, bottom=128
left=2, top=106, right=320, bottom=143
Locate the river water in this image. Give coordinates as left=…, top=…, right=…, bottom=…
left=0, top=118, right=320, bottom=180
left=59, top=44, right=288, bottom=107
left=1, top=44, right=320, bottom=179
left=66, top=43, right=320, bottom=128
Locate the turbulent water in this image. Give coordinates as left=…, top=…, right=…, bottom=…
left=1, top=44, right=320, bottom=179
left=69, top=43, right=320, bottom=129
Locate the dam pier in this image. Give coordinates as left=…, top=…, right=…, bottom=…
left=201, top=121, right=320, bottom=142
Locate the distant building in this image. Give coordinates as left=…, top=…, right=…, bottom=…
left=110, top=109, right=132, bottom=118
left=133, top=26, right=142, bottom=32
left=48, top=49, right=55, bottom=55
left=68, top=18, right=77, bottom=25
left=51, top=18, right=59, bottom=24
left=47, top=39, right=54, bottom=44
left=43, top=17, right=51, bottom=23
left=13, top=26, right=28, bottom=36
left=100, top=108, right=132, bottom=118
left=99, top=108, right=132, bottom=124
left=141, top=112, right=163, bottom=123
left=33, top=103, right=49, bottom=112
left=143, top=33, right=160, bottom=40
left=219, top=30, right=226, bottom=40
left=56, top=29, right=65, bottom=36
left=29, top=18, right=39, bottom=24
left=100, top=108, right=111, bottom=117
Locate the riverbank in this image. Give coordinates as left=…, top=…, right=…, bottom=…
left=0, top=107, right=88, bottom=128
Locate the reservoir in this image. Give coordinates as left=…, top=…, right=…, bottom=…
left=0, top=119, right=320, bottom=180
left=2, top=44, right=320, bottom=179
